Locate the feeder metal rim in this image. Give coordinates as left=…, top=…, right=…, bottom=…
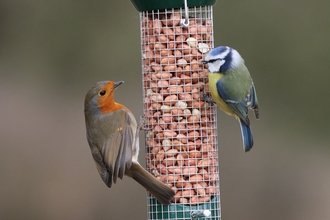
left=130, top=0, right=217, bottom=12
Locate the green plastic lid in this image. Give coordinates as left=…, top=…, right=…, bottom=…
left=148, top=196, right=220, bottom=219
left=130, top=0, right=217, bottom=12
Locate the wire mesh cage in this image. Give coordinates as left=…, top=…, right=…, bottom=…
left=132, top=0, right=220, bottom=219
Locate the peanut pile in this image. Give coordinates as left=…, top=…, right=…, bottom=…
left=141, top=11, right=219, bottom=205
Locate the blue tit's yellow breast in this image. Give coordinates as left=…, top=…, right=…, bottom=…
left=209, top=72, right=237, bottom=117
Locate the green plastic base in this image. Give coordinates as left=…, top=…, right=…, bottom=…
left=130, top=0, right=217, bottom=12
left=148, top=196, right=221, bottom=219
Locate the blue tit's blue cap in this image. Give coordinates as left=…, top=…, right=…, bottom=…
left=209, top=46, right=229, bottom=56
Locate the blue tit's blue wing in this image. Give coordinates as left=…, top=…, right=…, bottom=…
left=216, top=79, right=250, bottom=126
left=248, top=82, right=259, bottom=119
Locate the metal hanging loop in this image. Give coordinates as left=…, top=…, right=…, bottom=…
left=180, top=0, right=190, bottom=27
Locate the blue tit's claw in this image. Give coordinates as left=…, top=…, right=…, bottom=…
left=201, top=92, right=216, bottom=105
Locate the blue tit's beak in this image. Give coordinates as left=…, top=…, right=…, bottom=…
left=114, top=81, right=124, bottom=89
left=202, top=60, right=207, bottom=64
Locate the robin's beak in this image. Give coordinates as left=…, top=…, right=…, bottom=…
left=114, top=81, right=124, bottom=89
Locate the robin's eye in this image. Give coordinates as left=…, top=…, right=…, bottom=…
left=99, top=90, right=106, bottom=96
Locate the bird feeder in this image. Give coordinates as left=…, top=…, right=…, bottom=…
left=130, top=0, right=220, bottom=219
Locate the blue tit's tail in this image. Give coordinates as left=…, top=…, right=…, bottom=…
left=239, top=118, right=254, bottom=152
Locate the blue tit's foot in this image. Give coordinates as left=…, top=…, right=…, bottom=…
left=201, top=92, right=216, bottom=105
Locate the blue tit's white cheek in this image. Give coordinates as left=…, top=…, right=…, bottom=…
left=208, top=59, right=225, bottom=73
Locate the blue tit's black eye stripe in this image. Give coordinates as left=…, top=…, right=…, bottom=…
left=208, top=58, right=222, bottom=63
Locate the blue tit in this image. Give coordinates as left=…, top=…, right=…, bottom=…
left=202, top=46, right=259, bottom=152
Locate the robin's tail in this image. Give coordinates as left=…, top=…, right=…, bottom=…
left=126, top=162, right=175, bottom=205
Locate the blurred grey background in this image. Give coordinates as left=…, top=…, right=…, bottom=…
left=1, top=0, right=329, bottom=219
